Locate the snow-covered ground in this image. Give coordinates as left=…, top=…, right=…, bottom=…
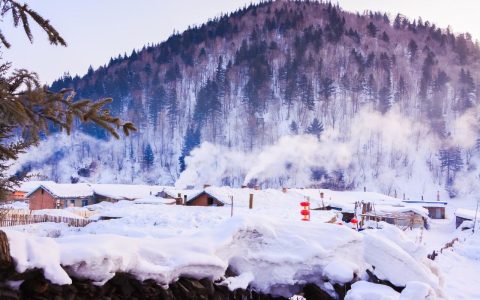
left=2, top=186, right=480, bottom=299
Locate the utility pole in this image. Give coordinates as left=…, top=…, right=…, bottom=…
left=473, top=198, right=479, bottom=234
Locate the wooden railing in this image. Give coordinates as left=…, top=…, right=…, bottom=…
left=0, top=214, right=93, bottom=227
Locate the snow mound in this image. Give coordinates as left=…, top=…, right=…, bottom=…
left=345, top=281, right=399, bottom=300
left=4, top=229, right=71, bottom=285
left=363, top=231, right=439, bottom=290
left=400, top=281, right=437, bottom=300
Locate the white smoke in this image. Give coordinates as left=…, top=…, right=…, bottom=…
left=451, top=108, right=479, bottom=148
left=176, top=108, right=446, bottom=199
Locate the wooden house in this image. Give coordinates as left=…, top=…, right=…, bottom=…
left=362, top=210, right=427, bottom=229
left=403, top=200, right=447, bottom=219
left=160, top=189, right=224, bottom=206
left=26, top=183, right=94, bottom=210
left=185, top=191, right=224, bottom=206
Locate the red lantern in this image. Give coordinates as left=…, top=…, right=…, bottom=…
left=301, top=209, right=310, bottom=216
left=350, top=218, right=358, bottom=224
left=300, top=201, right=310, bottom=207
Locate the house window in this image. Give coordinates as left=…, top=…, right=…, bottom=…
left=82, top=199, right=88, bottom=207
left=207, top=197, right=214, bottom=205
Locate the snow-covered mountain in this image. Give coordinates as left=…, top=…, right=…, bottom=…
left=14, top=0, right=480, bottom=199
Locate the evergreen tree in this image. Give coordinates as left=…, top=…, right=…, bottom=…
left=439, top=147, right=463, bottom=192
left=378, top=86, right=392, bottom=114
left=142, top=144, right=154, bottom=170
left=455, top=34, right=469, bottom=65
left=306, top=118, right=324, bottom=139
left=408, top=39, right=418, bottom=62
left=215, top=56, right=226, bottom=101
left=289, top=121, right=299, bottom=135
left=320, top=77, right=335, bottom=101
left=457, top=69, right=476, bottom=112
left=300, top=75, right=315, bottom=110
left=381, top=31, right=390, bottom=43
left=394, top=76, right=407, bottom=102
left=366, top=22, right=378, bottom=37
left=419, top=51, right=436, bottom=102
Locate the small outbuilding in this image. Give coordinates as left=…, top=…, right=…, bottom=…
left=403, top=200, right=447, bottom=219
left=454, top=208, right=477, bottom=228
left=26, top=183, right=94, bottom=210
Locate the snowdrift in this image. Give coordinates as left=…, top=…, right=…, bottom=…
left=3, top=197, right=445, bottom=298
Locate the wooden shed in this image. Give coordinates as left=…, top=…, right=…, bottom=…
left=26, top=183, right=94, bottom=210
left=454, top=208, right=476, bottom=229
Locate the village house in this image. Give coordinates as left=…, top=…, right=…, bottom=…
left=185, top=191, right=224, bottom=206
left=26, top=183, right=94, bottom=210
left=160, top=188, right=224, bottom=206
left=92, top=184, right=166, bottom=203
left=402, top=200, right=447, bottom=219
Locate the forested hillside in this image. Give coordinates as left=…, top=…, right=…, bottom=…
left=15, top=0, right=480, bottom=198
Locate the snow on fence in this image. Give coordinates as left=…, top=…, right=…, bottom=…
left=0, top=214, right=93, bottom=227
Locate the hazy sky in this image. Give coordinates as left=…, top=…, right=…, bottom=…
left=3, top=0, right=479, bottom=84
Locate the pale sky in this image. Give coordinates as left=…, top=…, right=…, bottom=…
left=2, top=0, right=479, bottom=84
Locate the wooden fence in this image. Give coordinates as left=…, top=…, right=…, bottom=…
left=0, top=214, right=93, bottom=227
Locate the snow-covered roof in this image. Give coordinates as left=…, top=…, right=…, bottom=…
left=26, top=182, right=93, bottom=198
left=17, top=180, right=56, bottom=193
left=288, top=188, right=429, bottom=217
left=92, top=184, right=166, bottom=200
left=133, top=196, right=176, bottom=205
left=290, top=188, right=404, bottom=209
left=403, top=200, right=447, bottom=207
left=455, top=208, right=478, bottom=220
left=162, top=188, right=204, bottom=200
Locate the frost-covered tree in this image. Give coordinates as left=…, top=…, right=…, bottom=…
left=439, top=147, right=463, bottom=188
left=306, top=118, right=324, bottom=139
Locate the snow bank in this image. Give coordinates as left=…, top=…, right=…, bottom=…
left=2, top=188, right=444, bottom=298
left=400, top=281, right=437, bottom=300
left=345, top=281, right=399, bottom=300
left=4, top=229, right=71, bottom=285
left=32, top=209, right=85, bottom=219
left=363, top=231, right=439, bottom=290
